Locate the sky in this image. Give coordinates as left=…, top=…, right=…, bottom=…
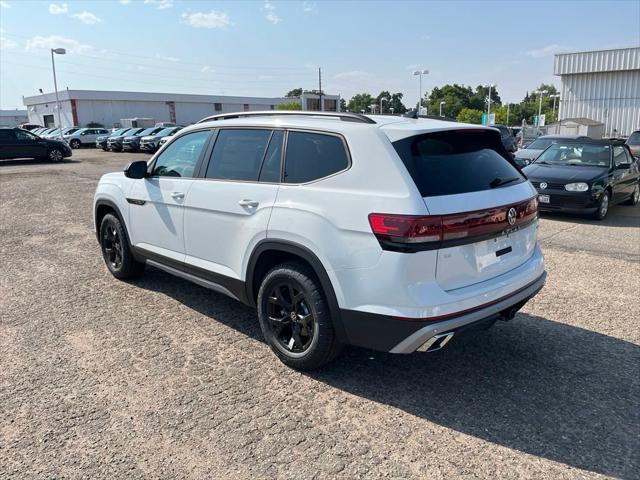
left=1, top=0, right=639, bottom=110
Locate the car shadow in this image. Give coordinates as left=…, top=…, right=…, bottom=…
left=133, top=267, right=639, bottom=479
left=539, top=206, right=640, bottom=228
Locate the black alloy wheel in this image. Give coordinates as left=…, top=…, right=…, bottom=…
left=266, top=282, right=316, bottom=353
left=101, top=222, right=124, bottom=271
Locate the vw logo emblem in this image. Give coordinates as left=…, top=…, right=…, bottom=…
left=507, top=207, right=517, bottom=226
left=539, top=182, right=548, bottom=190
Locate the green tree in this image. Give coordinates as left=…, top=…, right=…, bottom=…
left=285, top=88, right=302, bottom=98
left=456, top=108, right=483, bottom=124
left=277, top=101, right=301, bottom=110
left=85, top=121, right=104, bottom=128
left=347, top=93, right=374, bottom=113
left=339, top=98, right=347, bottom=112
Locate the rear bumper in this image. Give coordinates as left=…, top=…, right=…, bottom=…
left=340, top=271, right=546, bottom=353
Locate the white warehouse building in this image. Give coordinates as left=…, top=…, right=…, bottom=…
left=554, top=46, right=640, bottom=137
left=22, top=89, right=340, bottom=128
left=0, top=109, right=28, bottom=127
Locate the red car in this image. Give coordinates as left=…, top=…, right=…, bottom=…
left=627, top=130, right=640, bottom=158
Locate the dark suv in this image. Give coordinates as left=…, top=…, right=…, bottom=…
left=491, top=124, right=517, bottom=153
left=0, top=127, right=72, bottom=162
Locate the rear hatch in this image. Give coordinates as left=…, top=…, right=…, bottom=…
left=391, top=128, right=538, bottom=291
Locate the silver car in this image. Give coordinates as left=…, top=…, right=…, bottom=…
left=63, top=128, right=110, bottom=149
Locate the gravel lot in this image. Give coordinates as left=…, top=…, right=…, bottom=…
left=1, top=149, right=639, bottom=479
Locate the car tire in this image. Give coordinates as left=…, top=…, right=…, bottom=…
left=101, top=147, right=108, bottom=151
left=257, top=262, right=343, bottom=370
left=47, top=148, right=64, bottom=163
left=70, top=139, right=81, bottom=149
left=593, top=191, right=610, bottom=220
left=625, top=183, right=639, bottom=206
left=99, top=213, right=145, bottom=280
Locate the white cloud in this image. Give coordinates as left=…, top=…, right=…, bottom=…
left=0, top=36, right=17, bottom=50
left=264, top=0, right=281, bottom=24
left=420, top=34, right=432, bottom=40
left=200, top=65, right=214, bottom=73
left=72, top=11, right=102, bottom=24
left=181, top=10, right=231, bottom=29
left=119, top=0, right=131, bottom=3
left=144, top=0, right=173, bottom=10
left=155, top=53, right=180, bottom=62
left=49, top=3, right=68, bottom=14
left=303, top=1, right=317, bottom=13
left=0, top=1, right=10, bottom=8
left=525, top=44, right=570, bottom=58
left=25, top=35, right=94, bottom=54
left=333, top=70, right=374, bottom=81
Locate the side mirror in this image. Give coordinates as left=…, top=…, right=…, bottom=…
left=124, top=160, right=148, bottom=179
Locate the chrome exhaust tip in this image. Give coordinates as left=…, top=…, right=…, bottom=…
left=417, top=332, right=455, bottom=352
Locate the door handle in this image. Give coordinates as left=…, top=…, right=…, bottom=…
left=238, top=199, right=259, bottom=208
left=171, top=192, right=185, bottom=200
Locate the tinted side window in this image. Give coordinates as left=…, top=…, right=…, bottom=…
left=205, top=129, right=271, bottom=181
left=15, top=130, right=36, bottom=142
left=613, top=146, right=626, bottom=166
left=150, top=130, right=209, bottom=177
left=259, top=130, right=284, bottom=182
left=0, top=130, right=17, bottom=143
left=284, top=131, right=349, bottom=183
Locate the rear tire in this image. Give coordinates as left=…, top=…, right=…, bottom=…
left=99, top=213, right=145, bottom=279
left=257, top=262, right=342, bottom=370
left=70, top=139, right=81, bottom=149
left=625, top=183, right=639, bottom=206
left=593, top=191, right=610, bottom=220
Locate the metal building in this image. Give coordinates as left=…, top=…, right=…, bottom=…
left=0, top=109, right=28, bottom=127
left=22, top=90, right=305, bottom=128
left=554, top=46, right=640, bottom=137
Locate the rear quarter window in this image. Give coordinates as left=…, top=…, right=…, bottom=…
left=284, top=131, right=349, bottom=183
left=392, top=130, right=524, bottom=197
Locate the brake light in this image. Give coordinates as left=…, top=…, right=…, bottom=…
left=369, top=197, right=538, bottom=252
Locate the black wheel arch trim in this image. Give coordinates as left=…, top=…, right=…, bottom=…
left=93, top=199, right=136, bottom=255
left=246, top=240, right=349, bottom=344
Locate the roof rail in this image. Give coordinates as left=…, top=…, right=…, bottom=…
left=197, top=110, right=376, bottom=124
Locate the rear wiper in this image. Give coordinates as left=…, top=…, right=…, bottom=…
left=490, top=176, right=521, bottom=188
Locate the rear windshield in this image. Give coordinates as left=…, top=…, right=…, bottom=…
left=392, top=130, right=524, bottom=197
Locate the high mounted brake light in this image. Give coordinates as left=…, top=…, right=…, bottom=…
left=369, top=197, right=538, bottom=252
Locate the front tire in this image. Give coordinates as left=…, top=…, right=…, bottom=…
left=99, top=213, right=145, bottom=279
left=593, top=191, right=610, bottom=220
left=70, top=139, right=81, bottom=149
left=625, top=183, right=639, bottom=206
left=48, top=148, right=64, bottom=162
left=257, top=262, right=342, bottom=370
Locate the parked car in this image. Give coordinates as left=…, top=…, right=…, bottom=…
left=524, top=139, right=639, bottom=220
left=626, top=130, right=640, bottom=158
left=122, top=127, right=165, bottom=152
left=0, top=127, right=72, bottom=162
left=93, top=111, right=546, bottom=370
left=514, top=135, right=590, bottom=168
left=491, top=124, right=517, bottom=153
left=19, top=123, right=43, bottom=131
left=96, top=128, right=132, bottom=151
left=44, top=126, right=81, bottom=140
left=139, top=126, right=182, bottom=153
left=107, top=128, right=145, bottom=152
left=31, top=127, right=47, bottom=135
left=62, top=127, right=110, bottom=149
left=36, top=127, right=56, bottom=138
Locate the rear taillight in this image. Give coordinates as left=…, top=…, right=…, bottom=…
left=369, top=197, right=538, bottom=252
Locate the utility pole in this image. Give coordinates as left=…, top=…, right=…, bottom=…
left=506, top=103, right=510, bottom=126
left=318, top=67, right=323, bottom=112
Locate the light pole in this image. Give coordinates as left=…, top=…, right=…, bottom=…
left=390, top=107, right=395, bottom=115
left=550, top=94, right=560, bottom=122
left=413, top=69, right=429, bottom=116
left=486, top=84, right=495, bottom=121
left=50, top=47, right=66, bottom=141
left=380, top=97, right=388, bottom=115
left=534, top=89, right=548, bottom=132
left=369, top=104, right=376, bottom=114
left=439, top=101, right=446, bottom=117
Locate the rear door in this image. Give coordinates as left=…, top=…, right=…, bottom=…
left=14, top=129, right=48, bottom=159
left=183, top=128, right=282, bottom=280
left=612, top=146, right=637, bottom=201
left=392, top=129, right=538, bottom=291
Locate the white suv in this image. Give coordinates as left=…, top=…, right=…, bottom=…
left=93, top=111, right=546, bottom=369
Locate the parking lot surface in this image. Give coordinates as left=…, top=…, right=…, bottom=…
left=1, top=149, right=639, bottom=479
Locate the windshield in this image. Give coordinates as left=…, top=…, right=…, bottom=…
left=526, top=138, right=557, bottom=150
left=64, top=128, right=80, bottom=135
left=110, top=128, right=130, bottom=136
left=535, top=143, right=610, bottom=167
left=136, top=128, right=155, bottom=136
left=156, top=127, right=176, bottom=137
left=627, top=132, right=640, bottom=145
